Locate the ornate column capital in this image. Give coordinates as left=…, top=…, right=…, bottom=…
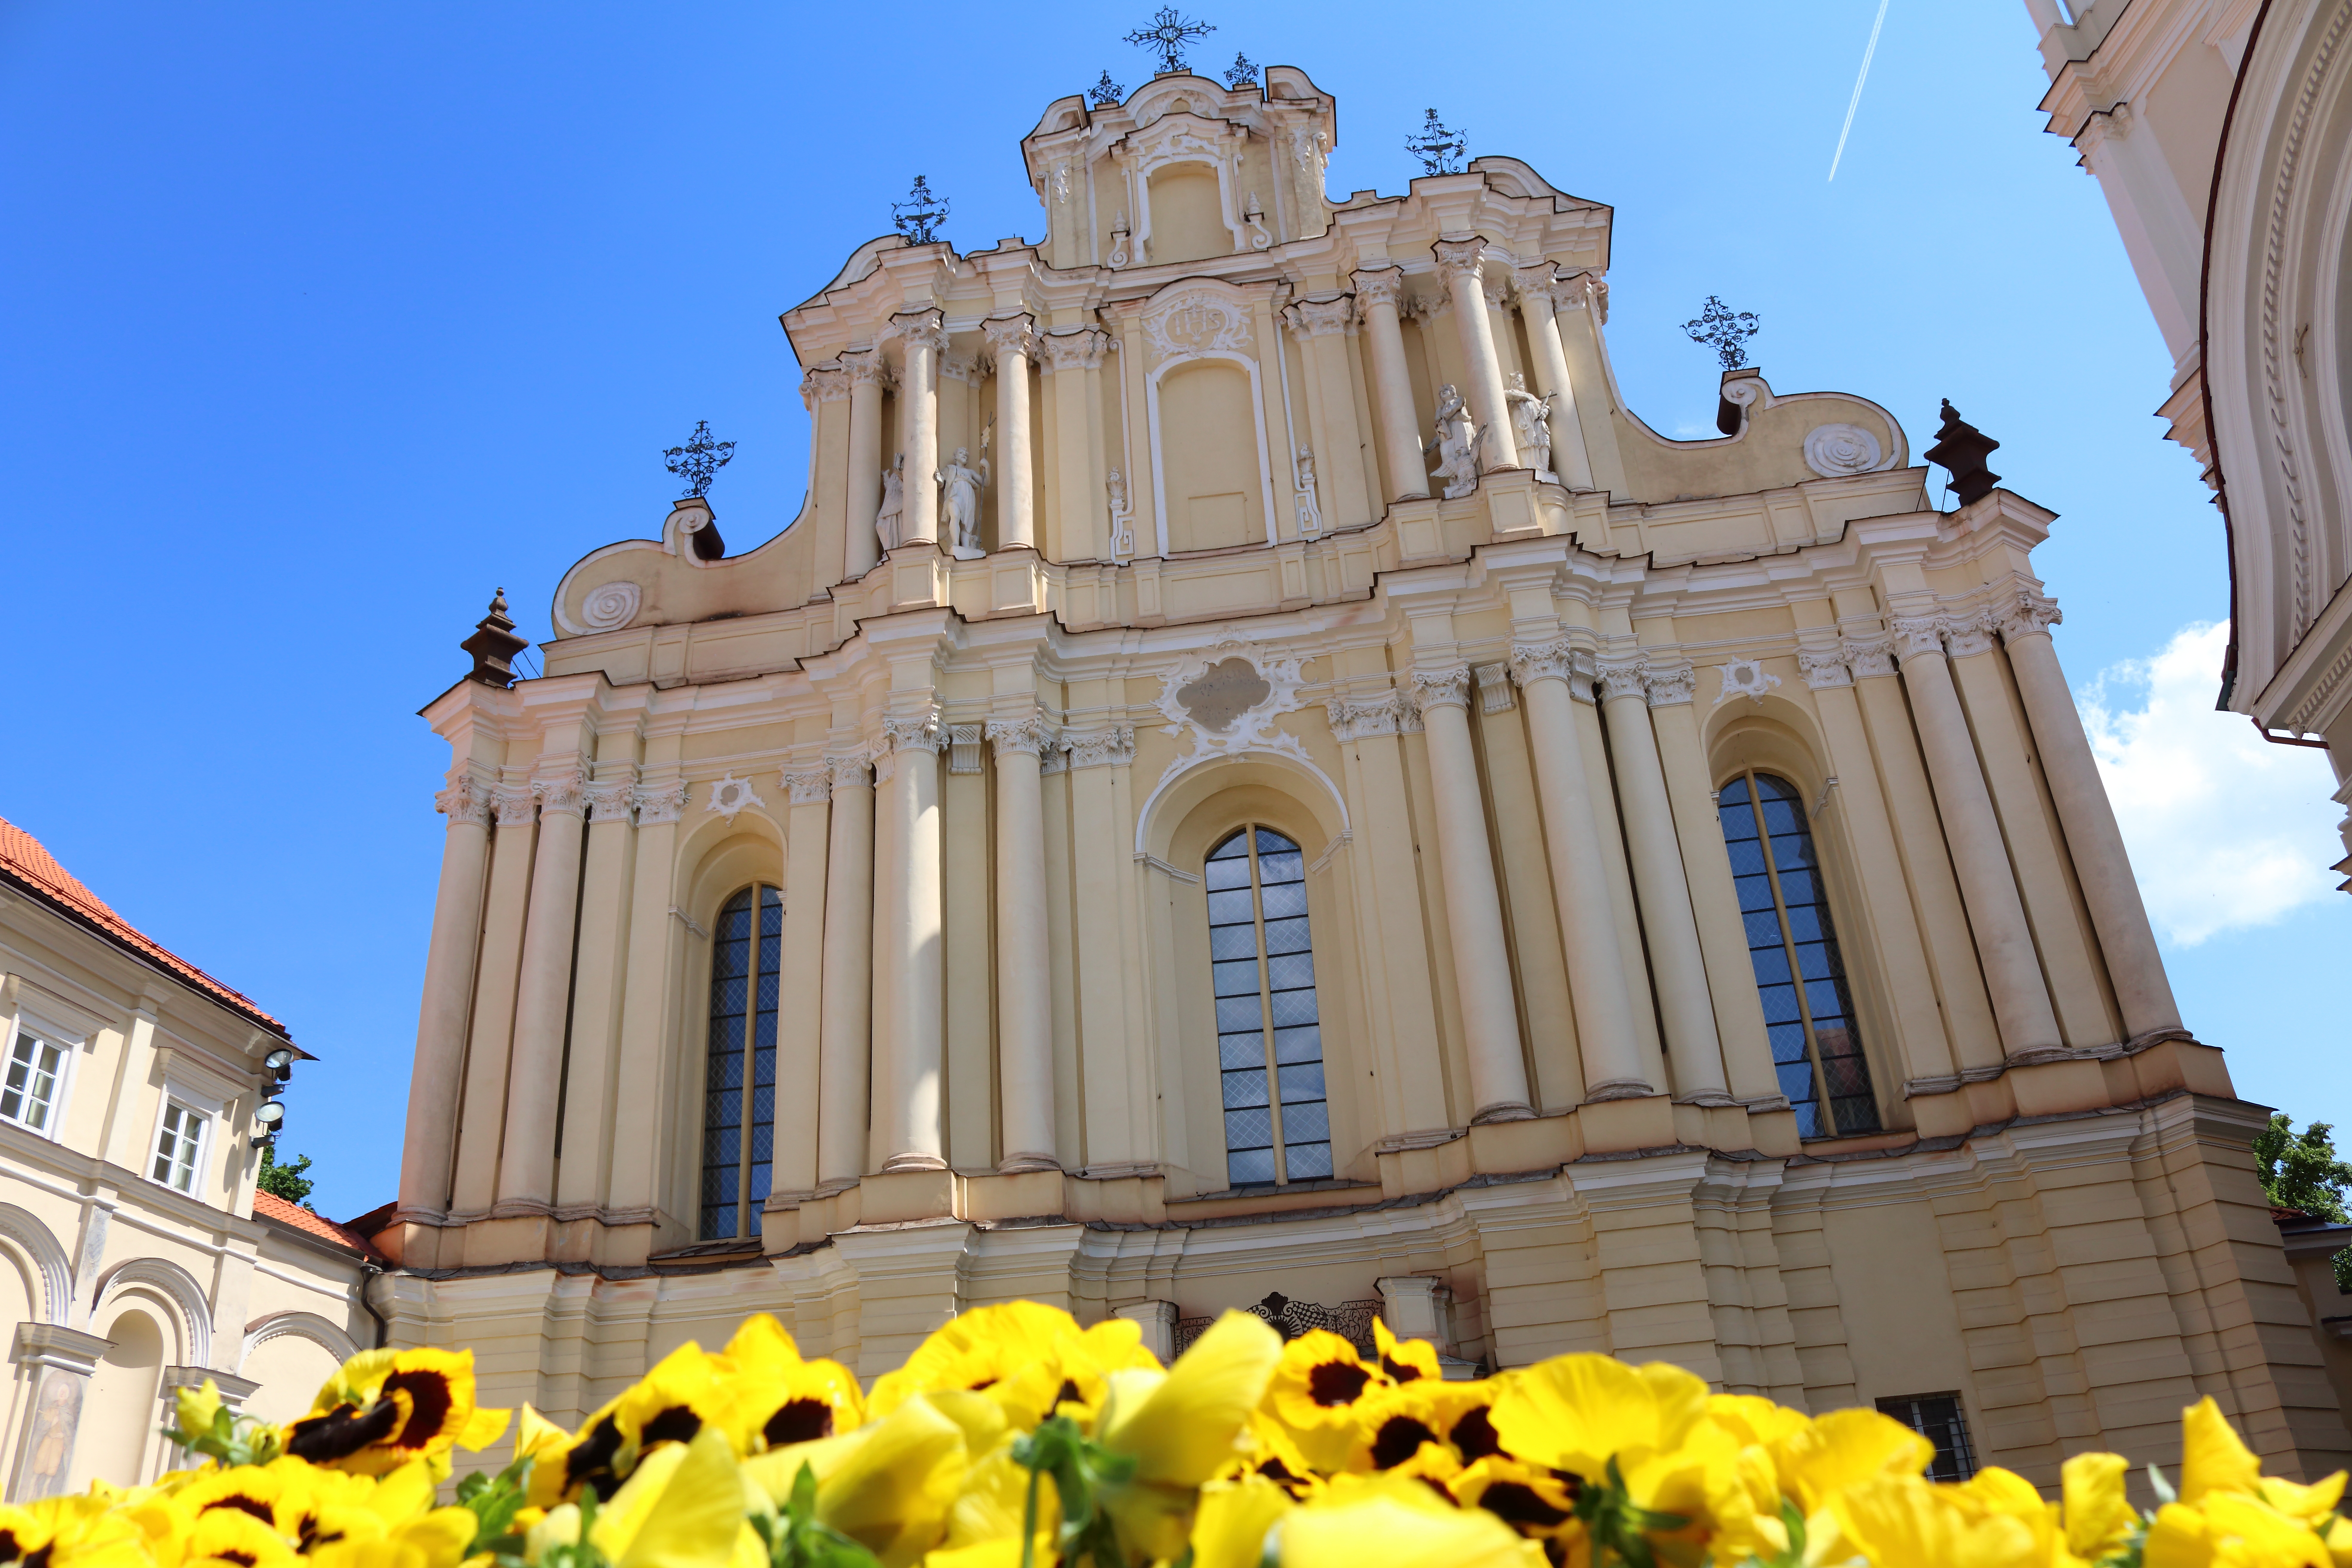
left=1797, top=648, right=1855, bottom=690
left=1942, top=609, right=1999, bottom=659
left=1842, top=634, right=1899, bottom=679
left=939, top=353, right=980, bottom=385
left=1409, top=667, right=1474, bottom=714
left=781, top=767, right=833, bottom=806
left=1889, top=616, right=1950, bottom=665
left=827, top=753, right=873, bottom=791
left=527, top=769, right=588, bottom=820
left=1596, top=658, right=1650, bottom=704
left=633, top=781, right=690, bottom=825
left=881, top=708, right=946, bottom=754
left=799, top=365, right=849, bottom=409
left=1284, top=295, right=1355, bottom=337
left=1473, top=662, right=1516, bottom=714
left=1063, top=725, right=1136, bottom=770
left=1512, top=264, right=1562, bottom=313
left=583, top=779, right=637, bottom=822
left=435, top=775, right=492, bottom=827
left=1325, top=690, right=1421, bottom=741
left=1038, top=328, right=1109, bottom=372
left=890, top=309, right=947, bottom=354
left=1431, top=236, right=1488, bottom=276
left=1643, top=665, right=1697, bottom=707
left=840, top=349, right=894, bottom=391
left=1998, top=590, right=2063, bottom=646
left=1507, top=638, right=1595, bottom=699
left=981, top=314, right=1039, bottom=362
left=984, top=715, right=1057, bottom=758
left=1553, top=270, right=1609, bottom=323
left=491, top=785, right=539, bottom=827
left=1351, top=267, right=1405, bottom=311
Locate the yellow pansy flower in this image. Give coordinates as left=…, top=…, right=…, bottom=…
left=1487, top=1353, right=1707, bottom=1485
left=1093, top=1310, right=1285, bottom=1561
left=741, top=1394, right=967, bottom=1568
left=716, top=1316, right=865, bottom=1451
left=2061, top=1450, right=2136, bottom=1562
left=1262, top=1330, right=1390, bottom=1474
left=284, top=1350, right=510, bottom=1478
left=2182, top=1396, right=2266, bottom=1504
left=1826, top=1473, right=2047, bottom=1568
left=585, top=1425, right=747, bottom=1568
left=2259, top=1468, right=2350, bottom=1529
left=1370, top=1319, right=1443, bottom=1385
left=865, top=1302, right=1156, bottom=1434
left=1277, top=1473, right=1544, bottom=1568
left=182, top=1506, right=301, bottom=1568
left=1449, top=1455, right=1580, bottom=1541
left=0, top=1495, right=155, bottom=1568
left=1769, top=1405, right=1935, bottom=1514
left=1187, top=1473, right=1295, bottom=1568
left=2144, top=1493, right=2332, bottom=1568
left=940, top=1437, right=1056, bottom=1550
left=1343, top=1378, right=1495, bottom=1474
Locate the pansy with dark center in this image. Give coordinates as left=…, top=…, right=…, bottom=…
left=202, top=1496, right=275, bottom=1527
left=762, top=1398, right=834, bottom=1446
left=1450, top=1405, right=1502, bottom=1461
left=564, top=1413, right=628, bottom=1499
left=286, top=1397, right=402, bottom=1463
left=1370, top=1414, right=1441, bottom=1469
left=1381, top=1351, right=1424, bottom=1384
left=639, top=1406, right=702, bottom=1447
left=1479, top=1480, right=1574, bottom=1529
left=381, top=1365, right=458, bottom=1449
left=1306, top=1359, right=1372, bottom=1407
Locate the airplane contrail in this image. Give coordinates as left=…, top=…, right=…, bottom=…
left=1828, top=0, right=1892, bottom=182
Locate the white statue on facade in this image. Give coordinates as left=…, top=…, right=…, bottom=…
left=937, top=431, right=990, bottom=560
left=875, top=455, right=906, bottom=551
left=1505, top=372, right=1556, bottom=478
left=1106, top=467, right=1134, bottom=561
left=1294, top=445, right=1323, bottom=537
left=1427, top=383, right=1483, bottom=500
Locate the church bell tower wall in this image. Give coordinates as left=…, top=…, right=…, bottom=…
left=385, top=61, right=2350, bottom=1485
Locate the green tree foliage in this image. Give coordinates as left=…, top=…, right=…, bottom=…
left=2253, top=1113, right=2352, bottom=1290
left=256, top=1146, right=316, bottom=1210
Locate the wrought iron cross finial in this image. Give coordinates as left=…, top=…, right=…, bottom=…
left=1124, top=7, right=1215, bottom=74
left=893, top=175, right=949, bottom=245
left=664, top=420, right=736, bottom=500
left=1090, top=70, right=1125, bottom=106
left=1406, top=109, right=1468, bottom=175
left=1222, top=51, right=1257, bottom=88
left=1684, top=295, right=1761, bottom=370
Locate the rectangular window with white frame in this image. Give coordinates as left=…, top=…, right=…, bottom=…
left=151, top=1100, right=206, bottom=1193
left=0, top=1027, right=65, bottom=1134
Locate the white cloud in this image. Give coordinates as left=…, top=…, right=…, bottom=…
left=2075, top=621, right=2343, bottom=946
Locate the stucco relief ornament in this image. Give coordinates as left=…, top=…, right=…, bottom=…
left=1889, top=616, right=1949, bottom=664
left=1596, top=659, right=1650, bottom=704
left=1942, top=609, right=1998, bottom=659
left=1842, top=634, right=1898, bottom=679
left=780, top=768, right=832, bottom=806
left=1802, top=423, right=1886, bottom=478
left=1144, top=289, right=1250, bottom=361
left=1713, top=658, right=1782, bottom=706
left=1796, top=649, right=1854, bottom=690
left=1644, top=665, right=1697, bottom=707
left=634, top=781, right=690, bottom=824
left=577, top=580, right=641, bottom=633
left=493, top=786, right=539, bottom=827
left=1153, top=632, right=1311, bottom=783
left=1409, top=667, right=1474, bottom=713
left=435, top=775, right=493, bottom=827
left=1998, top=589, right=2062, bottom=645
left=583, top=780, right=637, bottom=822
left=1064, top=726, right=1136, bottom=770
left=706, top=775, right=766, bottom=823
left=1324, top=689, right=1422, bottom=740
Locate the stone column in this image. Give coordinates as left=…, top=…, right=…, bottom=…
left=1597, top=661, right=1729, bottom=1099
left=775, top=769, right=833, bottom=1197
left=1998, top=592, right=2181, bottom=1036
left=1891, top=616, right=2062, bottom=1055
left=876, top=710, right=947, bottom=1171
left=605, top=778, right=687, bottom=1225
left=1431, top=238, right=1519, bottom=468
left=397, top=775, right=492, bottom=1219
left=1512, top=266, right=1597, bottom=490
left=817, top=755, right=874, bottom=1187
left=1510, top=640, right=1650, bottom=1096
left=1286, top=294, right=1372, bottom=529
left=450, top=787, right=539, bottom=1213
left=1352, top=269, right=1430, bottom=502
left=1042, top=328, right=1108, bottom=560
left=986, top=717, right=1058, bottom=1171
left=842, top=351, right=888, bottom=580
left=894, top=311, right=944, bottom=546
left=550, top=774, right=639, bottom=1217
left=1409, top=669, right=1533, bottom=1122
left=495, top=770, right=588, bottom=1213
left=983, top=316, right=1039, bottom=553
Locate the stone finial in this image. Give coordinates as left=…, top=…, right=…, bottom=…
left=1925, top=399, right=2002, bottom=508
left=461, top=589, right=530, bottom=689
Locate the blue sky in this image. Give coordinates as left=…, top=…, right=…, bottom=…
left=2, top=3, right=2343, bottom=1221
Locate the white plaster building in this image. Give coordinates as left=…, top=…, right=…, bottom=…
left=380, top=62, right=2349, bottom=1485
left=0, top=818, right=377, bottom=1498
left=2024, top=0, right=2352, bottom=883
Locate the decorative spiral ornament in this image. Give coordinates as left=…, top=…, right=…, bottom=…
left=579, top=580, right=641, bottom=632
left=1803, top=423, right=1884, bottom=478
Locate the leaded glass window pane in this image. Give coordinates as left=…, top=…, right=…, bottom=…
left=1202, top=825, right=1331, bottom=1188
left=1716, top=774, right=1880, bottom=1139
left=701, top=884, right=786, bottom=1240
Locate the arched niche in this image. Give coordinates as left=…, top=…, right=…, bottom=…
left=69, top=1306, right=162, bottom=1491
left=0, top=1204, right=72, bottom=1324
left=90, top=1257, right=211, bottom=1369
left=239, top=1312, right=358, bottom=1425
left=1152, top=356, right=1272, bottom=553
left=1138, top=757, right=1364, bottom=1192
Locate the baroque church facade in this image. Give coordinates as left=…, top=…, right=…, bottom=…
left=377, top=62, right=2351, bottom=1483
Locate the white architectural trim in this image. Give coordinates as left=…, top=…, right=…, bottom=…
left=1146, top=349, right=1282, bottom=557
left=239, top=1309, right=360, bottom=1372
left=1132, top=745, right=1351, bottom=856
left=92, top=1256, right=213, bottom=1369
left=0, top=1204, right=71, bottom=1324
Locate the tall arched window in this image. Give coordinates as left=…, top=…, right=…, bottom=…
left=1716, top=772, right=1880, bottom=1139
left=701, top=885, right=781, bottom=1240
left=1204, top=827, right=1330, bottom=1186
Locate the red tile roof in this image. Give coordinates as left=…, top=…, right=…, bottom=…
left=0, top=815, right=289, bottom=1040
left=253, top=1189, right=386, bottom=1262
